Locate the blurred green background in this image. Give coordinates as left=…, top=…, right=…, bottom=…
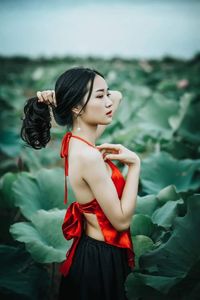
left=0, top=0, right=200, bottom=299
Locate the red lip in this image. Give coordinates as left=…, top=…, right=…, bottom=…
left=106, top=110, right=112, bottom=115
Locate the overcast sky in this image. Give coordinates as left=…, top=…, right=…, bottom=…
left=0, top=0, right=199, bottom=59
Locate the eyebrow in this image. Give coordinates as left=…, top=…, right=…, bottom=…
left=95, top=87, right=110, bottom=92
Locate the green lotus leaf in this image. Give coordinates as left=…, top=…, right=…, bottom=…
left=157, top=78, right=177, bottom=92
left=0, top=129, right=22, bottom=157
left=110, top=126, right=148, bottom=154
left=0, top=172, right=18, bottom=209
left=126, top=272, right=179, bottom=299
left=156, top=185, right=180, bottom=206
left=132, top=235, right=154, bottom=270
left=131, top=213, right=165, bottom=245
left=141, top=151, right=200, bottom=194
left=133, top=92, right=179, bottom=139
left=152, top=199, right=184, bottom=227
left=162, top=136, right=199, bottom=160
left=12, top=167, right=75, bottom=219
left=0, top=172, right=34, bottom=243
left=9, top=209, right=69, bottom=263
left=0, top=245, right=49, bottom=300
left=0, top=86, right=16, bottom=110
left=130, top=214, right=157, bottom=237
left=138, top=194, right=200, bottom=292
left=19, top=141, right=62, bottom=172
left=122, top=84, right=152, bottom=105
left=117, top=85, right=151, bottom=125
left=169, top=93, right=200, bottom=145
left=169, top=93, right=192, bottom=132
left=135, top=194, right=159, bottom=216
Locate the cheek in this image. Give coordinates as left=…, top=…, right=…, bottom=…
left=85, top=101, right=104, bottom=116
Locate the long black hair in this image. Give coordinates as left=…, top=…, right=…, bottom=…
left=20, top=66, right=104, bottom=149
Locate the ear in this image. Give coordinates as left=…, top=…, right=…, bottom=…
left=72, top=105, right=81, bottom=114
left=72, top=105, right=84, bottom=117
left=72, top=107, right=79, bottom=114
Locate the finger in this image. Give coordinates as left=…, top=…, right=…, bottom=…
left=43, top=90, right=53, bottom=101
left=101, top=149, right=107, bottom=158
left=39, top=91, right=48, bottom=102
left=104, top=153, right=123, bottom=160
left=36, top=91, right=43, bottom=102
left=99, top=149, right=106, bottom=154
left=97, top=143, right=121, bottom=150
left=110, top=149, right=119, bottom=154
left=47, top=90, right=56, bottom=106
left=97, top=148, right=106, bottom=159
left=97, top=143, right=120, bottom=148
left=52, top=90, right=57, bottom=107
left=103, top=149, right=118, bottom=155
left=48, top=90, right=54, bottom=100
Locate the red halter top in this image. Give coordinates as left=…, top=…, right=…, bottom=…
left=59, top=131, right=135, bottom=276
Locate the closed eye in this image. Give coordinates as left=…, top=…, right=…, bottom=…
left=97, top=93, right=111, bottom=98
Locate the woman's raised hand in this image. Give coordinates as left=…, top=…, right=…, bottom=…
left=36, top=90, right=57, bottom=107
left=96, top=143, right=140, bottom=167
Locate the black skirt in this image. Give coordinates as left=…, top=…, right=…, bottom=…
left=58, top=231, right=132, bottom=300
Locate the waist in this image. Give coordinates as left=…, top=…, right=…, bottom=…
left=84, top=222, right=105, bottom=241
left=81, top=230, right=125, bottom=250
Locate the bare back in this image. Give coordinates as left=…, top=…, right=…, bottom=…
left=67, top=137, right=112, bottom=241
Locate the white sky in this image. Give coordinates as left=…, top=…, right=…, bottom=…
left=0, top=0, right=199, bottom=59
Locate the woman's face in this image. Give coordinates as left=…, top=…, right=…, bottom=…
left=79, top=74, right=113, bottom=126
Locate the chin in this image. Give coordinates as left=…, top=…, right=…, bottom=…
left=99, top=119, right=112, bottom=125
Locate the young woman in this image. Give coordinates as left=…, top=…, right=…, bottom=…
left=21, top=67, right=141, bottom=300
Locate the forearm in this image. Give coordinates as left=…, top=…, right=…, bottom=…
left=120, top=163, right=141, bottom=226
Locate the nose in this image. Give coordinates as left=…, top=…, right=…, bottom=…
left=105, top=95, right=113, bottom=108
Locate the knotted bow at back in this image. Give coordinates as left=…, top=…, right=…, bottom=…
left=60, top=201, right=84, bottom=276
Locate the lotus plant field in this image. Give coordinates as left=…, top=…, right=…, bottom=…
left=0, top=54, right=200, bottom=300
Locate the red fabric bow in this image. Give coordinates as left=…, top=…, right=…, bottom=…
left=60, top=201, right=84, bottom=276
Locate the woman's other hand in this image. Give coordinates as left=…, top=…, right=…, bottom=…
left=36, top=90, right=57, bottom=107
left=96, top=143, right=140, bottom=167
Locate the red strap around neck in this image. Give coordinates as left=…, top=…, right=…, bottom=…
left=60, top=132, right=73, bottom=204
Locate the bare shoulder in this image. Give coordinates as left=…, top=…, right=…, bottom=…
left=70, top=141, right=102, bottom=174
left=80, top=146, right=102, bottom=164
left=80, top=146, right=106, bottom=178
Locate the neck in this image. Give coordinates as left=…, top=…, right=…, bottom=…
left=71, top=124, right=98, bottom=147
